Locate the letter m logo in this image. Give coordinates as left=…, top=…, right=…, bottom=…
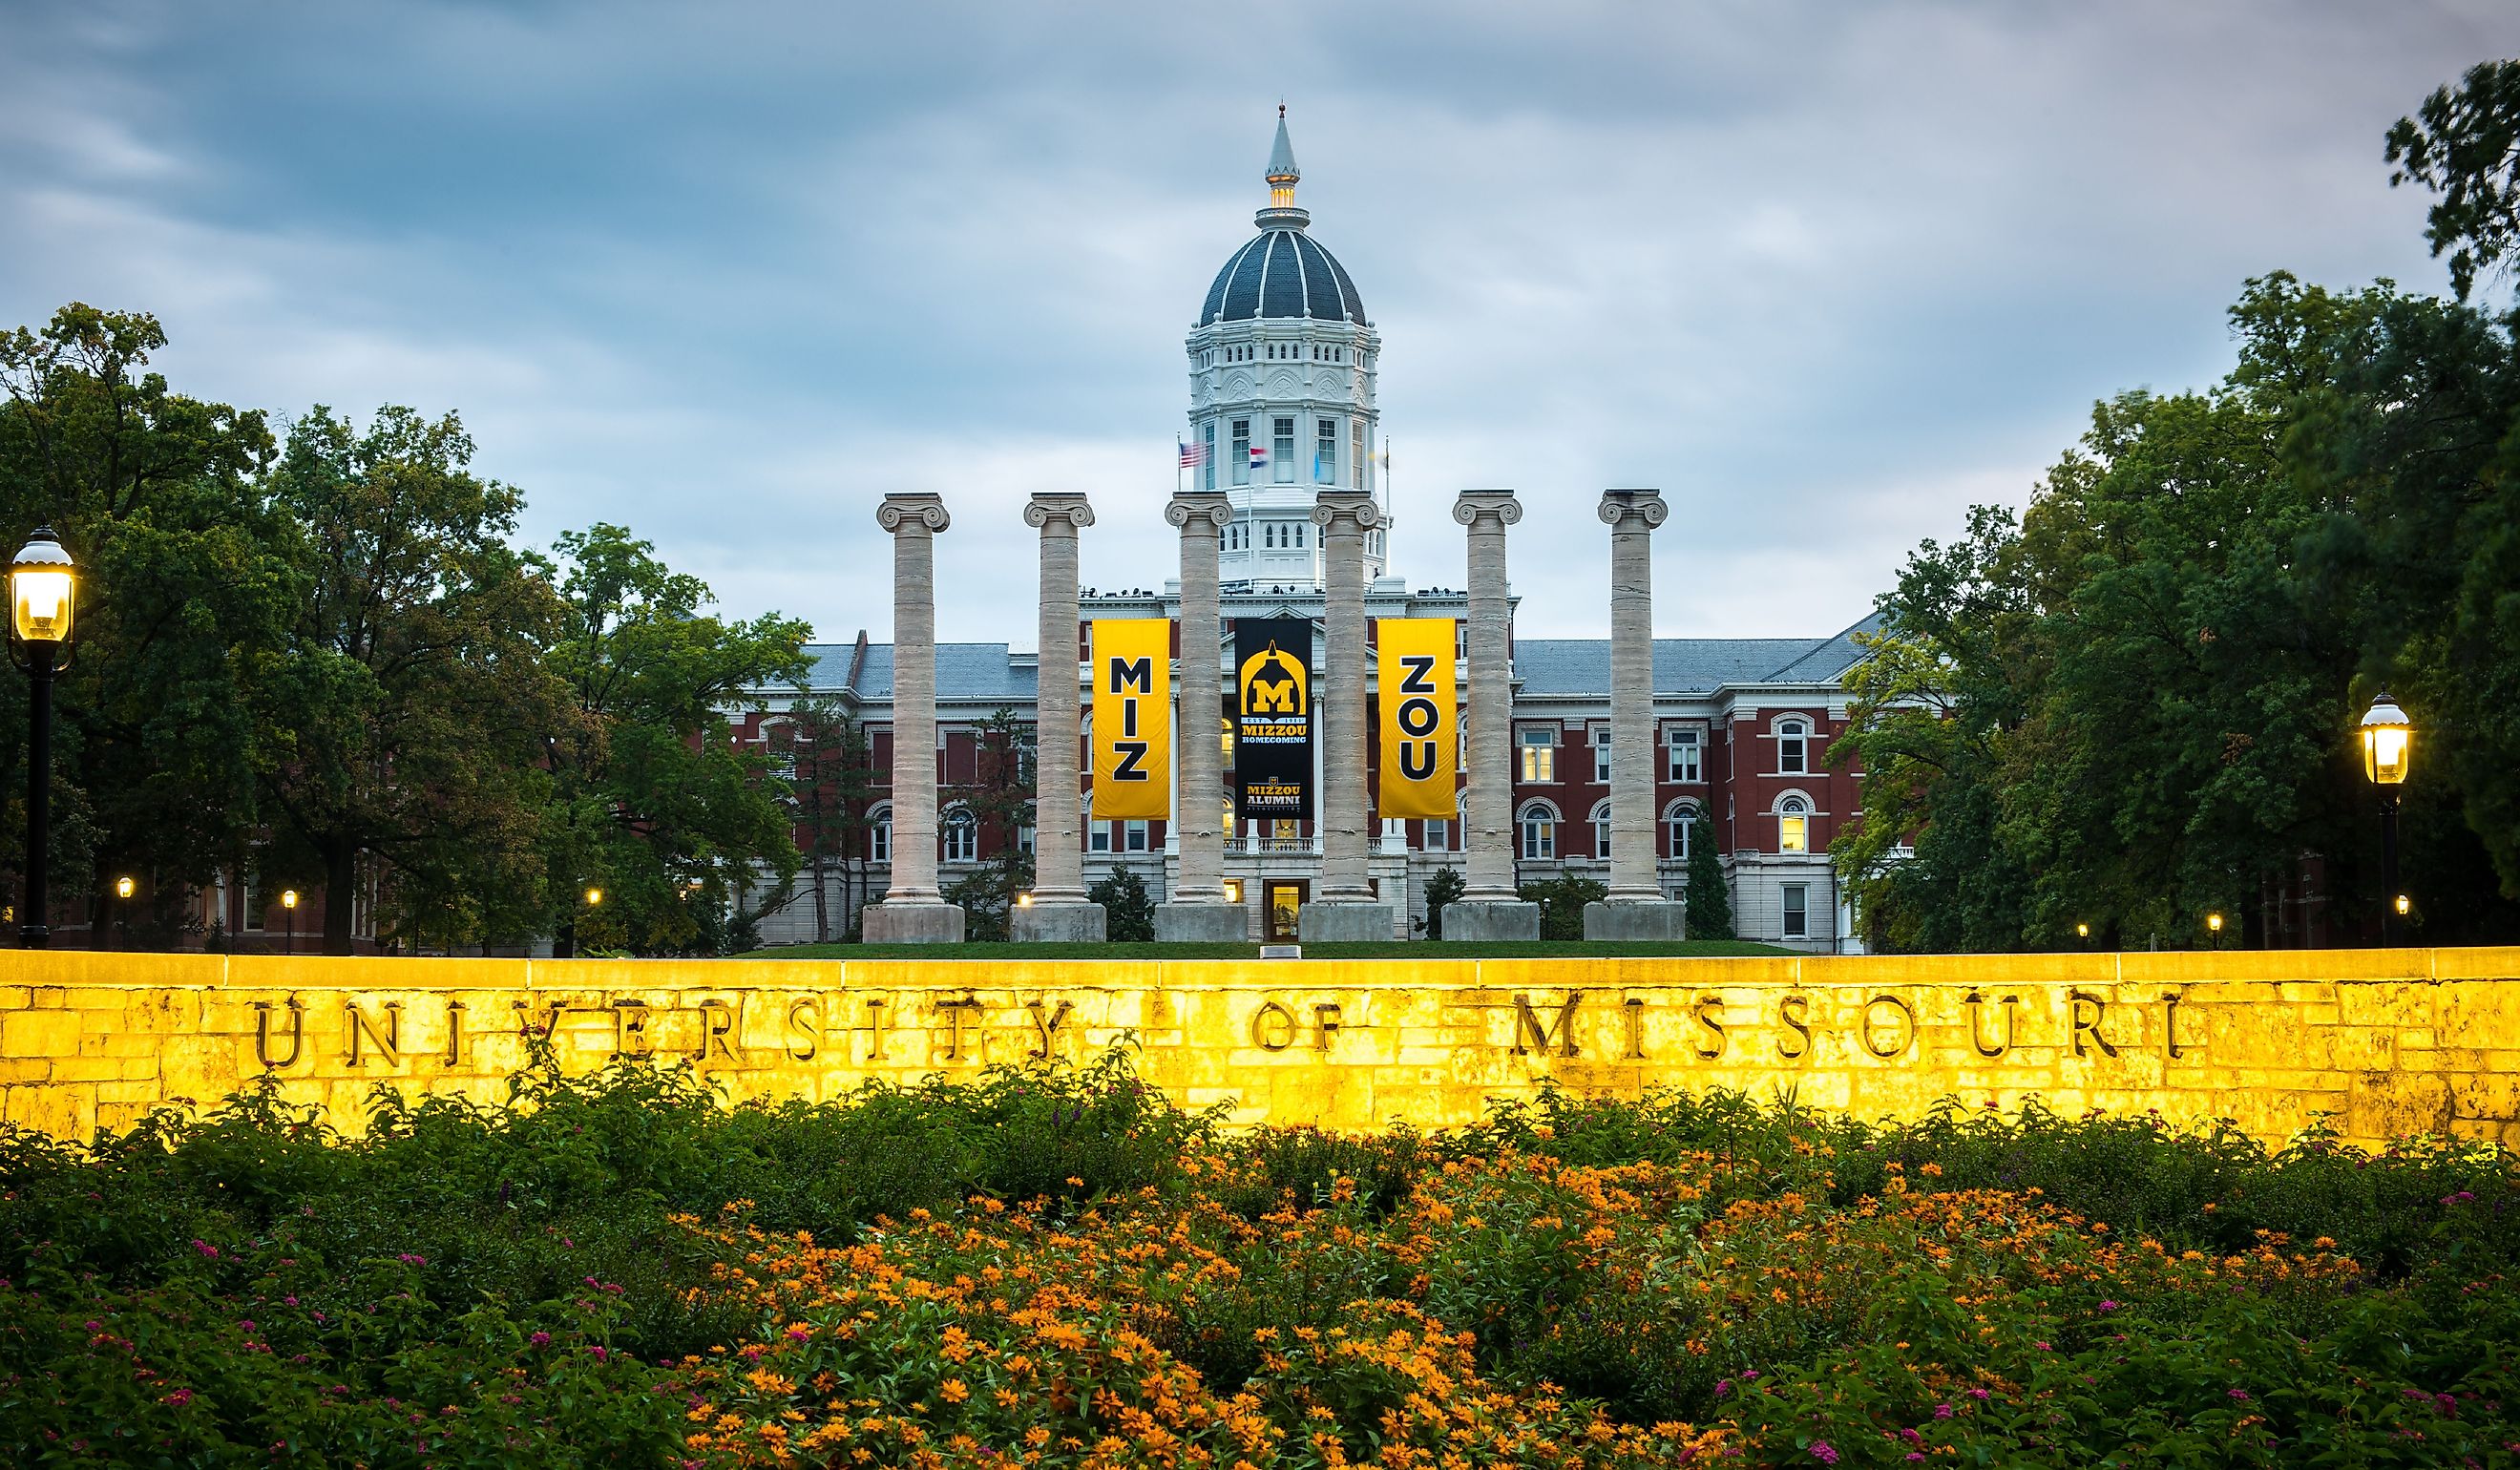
left=1110, top=656, right=1152, bottom=694
left=1511, top=992, right=1581, bottom=1057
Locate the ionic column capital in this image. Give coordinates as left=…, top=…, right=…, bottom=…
left=877, top=493, right=952, bottom=534
left=1312, top=489, right=1381, bottom=531
left=1597, top=488, right=1668, bottom=530
left=1023, top=492, right=1094, bottom=533
left=1453, top=488, right=1523, bottom=528
left=1165, top=491, right=1232, bottom=532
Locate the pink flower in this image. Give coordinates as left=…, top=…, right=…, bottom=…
left=1906, top=1457, right=1926, bottom=1464
left=2035, top=1341, right=2051, bottom=1351
left=529, top=1332, right=552, bottom=1347
left=587, top=1345, right=609, bottom=1362
left=785, top=1326, right=810, bottom=1341
left=1900, top=1428, right=1922, bottom=1444
left=1810, top=1442, right=1839, bottom=1465
left=1714, top=1378, right=1732, bottom=1398
left=1969, top=1388, right=1991, bottom=1401
left=397, top=1253, right=426, bottom=1267
left=165, top=1389, right=192, bottom=1408
left=1933, top=1404, right=1954, bottom=1419
left=192, top=1240, right=219, bottom=1258
left=2229, top=1388, right=2251, bottom=1401
left=283, top=1296, right=298, bottom=1307
left=2097, top=1300, right=2119, bottom=1312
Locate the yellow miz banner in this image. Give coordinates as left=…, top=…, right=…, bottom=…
left=1377, top=617, right=1457, bottom=818
left=1091, top=618, right=1171, bottom=819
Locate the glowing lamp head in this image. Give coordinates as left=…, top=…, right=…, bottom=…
left=2207, top=912, right=2224, bottom=934
left=115, top=876, right=134, bottom=899
left=584, top=887, right=603, bottom=907
left=1017, top=892, right=1034, bottom=908
left=10, top=528, right=75, bottom=646
left=2395, top=893, right=2411, bottom=916
left=281, top=889, right=299, bottom=911
left=2359, top=691, right=2413, bottom=787
left=2076, top=921, right=2090, bottom=939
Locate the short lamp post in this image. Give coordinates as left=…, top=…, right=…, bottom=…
left=114, top=875, right=134, bottom=949
left=281, top=889, right=299, bottom=956
left=2207, top=912, right=2224, bottom=949
left=9, top=528, right=76, bottom=949
left=2359, top=691, right=2414, bottom=946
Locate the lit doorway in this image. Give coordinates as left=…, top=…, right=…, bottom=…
left=1266, top=881, right=1307, bottom=941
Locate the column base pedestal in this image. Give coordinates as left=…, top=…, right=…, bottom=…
left=1298, top=902, right=1397, bottom=943
left=1010, top=901, right=1105, bottom=943
left=1583, top=899, right=1688, bottom=942
left=863, top=902, right=967, bottom=945
left=1153, top=903, right=1250, bottom=943
left=1440, top=900, right=1541, bottom=941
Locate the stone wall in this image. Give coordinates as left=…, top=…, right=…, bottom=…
left=3, top=949, right=2515, bottom=1148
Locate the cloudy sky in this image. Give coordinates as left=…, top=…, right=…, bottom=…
left=3, top=1, right=2510, bottom=647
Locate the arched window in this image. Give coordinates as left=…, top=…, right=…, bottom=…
left=1664, top=800, right=1700, bottom=860
left=1777, top=793, right=1811, bottom=854
left=1776, top=718, right=1811, bottom=776
left=941, top=807, right=977, bottom=864
left=868, top=803, right=893, bottom=863
left=1589, top=800, right=1613, bottom=859
left=1518, top=801, right=1558, bottom=861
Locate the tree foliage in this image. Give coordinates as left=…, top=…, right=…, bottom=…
left=944, top=708, right=1035, bottom=941
left=2387, top=59, right=2520, bottom=301
left=1418, top=865, right=1466, bottom=938
left=1088, top=865, right=1158, bottom=942
left=1683, top=817, right=1732, bottom=940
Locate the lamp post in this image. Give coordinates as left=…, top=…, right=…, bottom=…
left=9, top=528, right=76, bottom=949
left=2359, top=690, right=2414, bottom=947
left=281, top=889, right=299, bottom=956
left=115, top=875, right=133, bottom=949
left=2207, top=912, right=2224, bottom=950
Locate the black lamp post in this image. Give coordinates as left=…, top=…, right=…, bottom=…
left=2359, top=690, right=2414, bottom=946
left=282, top=889, right=299, bottom=956
left=114, top=875, right=133, bottom=949
left=9, top=528, right=76, bottom=949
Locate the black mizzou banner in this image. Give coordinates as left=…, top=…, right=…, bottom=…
left=1234, top=618, right=1312, bottom=821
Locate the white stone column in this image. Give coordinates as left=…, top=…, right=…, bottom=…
left=1586, top=488, right=1687, bottom=940
left=1442, top=490, right=1540, bottom=940
left=1300, top=489, right=1396, bottom=941
left=1156, top=492, right=1247, bottom=941
left=863, top=494, right=966, bottom=944
left=1012, top=493, right=1104, bottom=942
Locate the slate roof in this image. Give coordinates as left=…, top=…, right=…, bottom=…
left=1512, top=610, right=1886, bottom=697
left=794, top=643, right=1035, bottom=702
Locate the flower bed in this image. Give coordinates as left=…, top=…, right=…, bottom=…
left=2, top=1052, right=2514, bottom=1465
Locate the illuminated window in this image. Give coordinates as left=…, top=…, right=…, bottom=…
left=1220, top=717, right=1234, bottom=760
left=1518, top=803, right=1556, bottom=860
left=1519, top=728, right=1556, bottom=783
left=1778, top=795, right=1809, bottom=854
left=1778, top=719, right=1810, bottom=775
left=1669, top=728, right=1701, bottom=782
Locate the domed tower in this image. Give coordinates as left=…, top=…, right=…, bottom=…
left=1185, top=109, right=1384, bottom=589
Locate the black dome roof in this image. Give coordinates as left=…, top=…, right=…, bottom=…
left=1200, top=229, right=1367, bottom=326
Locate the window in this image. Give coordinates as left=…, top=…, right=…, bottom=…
left=1272, top=417, right=1295, bottom=483
left=1220, top=716, right=1234, bottom=760
left=1519, top=727, right=1556, bottom=783
left=1669, top=727, right=1701, bottom=783
left=1018, top=814, right=1037, bottom=855
left=1202, top=421, right=1216, bottom=491
left=1231, top=418, right=1251, bottom=485
left=1665, top=802, right=1699, bottom=860
left=1782, top=883, right=1809, bottom=938
left=1778, top=795, right=1810, bottom=854
left=1293, top=522, right=1305, bottom=548
left=1124, top=819, right=1150, bottom=853
left=1593, top=735, right=1611, bottom=785
left=1351, top=420, right=1365, bottom=489
left=1264, top=523, right=1274, bottom=549
left=1777, top=719, right=1810, bottom=775
left=1422, top=817, right=1450, bottom=851
left=1089, top=821, right=1112, bottom=854
left=1315, top=417, right=1337, bottom=484
left=1519, top=804, right=1557, bottom=860
left=870, top=806, right=892, bottom=862
left=942, top=808, right=977, bottom=864
left=1590, top=801, right=1613, bottom=859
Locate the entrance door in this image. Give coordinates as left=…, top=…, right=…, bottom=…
left=1266, top=881, right=1307, bottom=941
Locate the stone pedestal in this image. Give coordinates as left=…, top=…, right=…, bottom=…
left=1583, top=899, right=1687, bottom=942
left=1298, top=901, right=1396, bottom=943
left=864, top=903, right=967, bottom=945
left=1011, top=902, right=1107, bottom=943
left=1154, top=903, right=1250, bottom=943
left=864, top=494, right=966, bottom=944
left=1443, top=900, right=1541, bottom=942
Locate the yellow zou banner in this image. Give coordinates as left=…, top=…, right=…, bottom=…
left=1090, top=619, right=1172, bottom=819
left=1376, top=618, right=1457, bottom=818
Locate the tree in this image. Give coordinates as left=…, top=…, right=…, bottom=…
left=0, top=304, right=289, bottom=940
left=1518, top=874, right=1606, bottom=941
left=2387, top=60, right=2520, bottom=301
left=942, top=706, right=1035, bottom=941
left=1088, top=866, right=1157, bottom=942
left=1418, top=865, right=1465, bottom=938
left=541, top=523, right=810, bottom=955
left=1683, top=817, right=1732, bottom=940
left=769, top=697, right=872, bottom=943
left=256, top=406, right=575, bottom=955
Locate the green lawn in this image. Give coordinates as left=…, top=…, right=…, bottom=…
left=729, top=938, right=1794, bottom=960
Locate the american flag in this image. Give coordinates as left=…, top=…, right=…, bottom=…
left=1177, top=439, right=1209, bottom=469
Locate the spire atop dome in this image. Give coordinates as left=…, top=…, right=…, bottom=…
left=1257, top=105, right=1310, bottom=230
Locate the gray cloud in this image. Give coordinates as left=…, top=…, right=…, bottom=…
left=2, top=0, right=2511, bottom=646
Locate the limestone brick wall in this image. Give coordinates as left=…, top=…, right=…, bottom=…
left=2, top=949, right=2515, bottom=1148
